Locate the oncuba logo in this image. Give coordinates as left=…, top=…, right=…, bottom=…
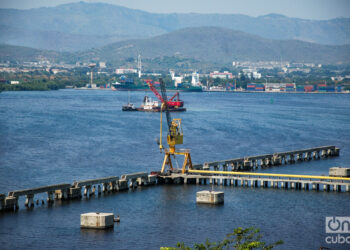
left=326, top=217, right=350, bottom=233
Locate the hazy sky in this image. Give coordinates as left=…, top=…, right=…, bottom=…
left=1, top=0, right=349, bottom=20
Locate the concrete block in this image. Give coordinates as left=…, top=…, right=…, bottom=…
left=80, top=212, right=114, bottom=229
left=329, top=167, right=350, bottom=177
left=196, top=191, right=224, bottom=205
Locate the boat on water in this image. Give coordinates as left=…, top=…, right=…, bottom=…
left=122, top=91, right=137, bottom=111
left=136, top=96, right=186, bottom=112
left=137, top=96, right=161, bottom=112
left=112, top=81, right=202, bottom=92
left=121, top=81, right=187, bottom=112
left=122, top=95, right=186, bottom=112
left=122, top=103, right=137, bottom=111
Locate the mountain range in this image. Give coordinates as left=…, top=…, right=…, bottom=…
left=0, top=2, right=349, bottom=51
left=2, top=27, right=349, bottom=68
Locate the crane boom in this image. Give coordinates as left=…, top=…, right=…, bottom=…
left=159, top=79, right=172, bottom=132
left=146, top=81, right=165, bottom=104
left=146, top=80, right=184, bottom=108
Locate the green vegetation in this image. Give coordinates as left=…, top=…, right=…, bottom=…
left=0, top=71, right=87, bottom=91
left=0, top=81, right=65, bottom=91
left=162, top=227, right=283, bottom=250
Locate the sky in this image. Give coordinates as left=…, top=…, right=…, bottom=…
left=0, top=0, right=349, bottom=20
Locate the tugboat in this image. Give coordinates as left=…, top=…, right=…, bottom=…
left=122, top=81, right=187, bottom=112
left=137, top=96, right=161, bottom=112
left=122, top=91, right=137, bottom=111
left=122, top=102, right=137, bottom=111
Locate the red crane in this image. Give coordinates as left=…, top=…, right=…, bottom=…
left=145, top=80, right=184, bottom=107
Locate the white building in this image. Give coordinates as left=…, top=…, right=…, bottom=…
left=115, top=68, right=137, bottom=74
left=169, top=70, right=183, bottom=87
left=10, top=81, right=19, bottom=85
left=210, top=71, right=233, bottom=79
left=191, top=72, right=201, bottom=86
left=252, top=72, right=261, bottom=79
left=99, top=62, right=106, bottom=68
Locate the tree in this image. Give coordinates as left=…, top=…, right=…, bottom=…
left=162, top=227, right=283, bottom=250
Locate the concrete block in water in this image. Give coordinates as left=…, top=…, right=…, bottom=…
left=80, top=212, right=114, bottom=229
left=329, top=167, right=350, bottom=177
left=196, top=191, right=224, bottom=204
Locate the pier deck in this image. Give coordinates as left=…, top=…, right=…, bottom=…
left=0, top=146, right=344, bottom=213
left=162, top=171, right=350, bottom=192
left=193, top=146, right=339, bottom=171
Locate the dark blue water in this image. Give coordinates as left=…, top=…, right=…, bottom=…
left=0, top=90, right=350, bottom=249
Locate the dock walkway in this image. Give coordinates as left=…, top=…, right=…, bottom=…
left=192, top=146, right=339, bottom=171
left=0, top=145, right=345, bottom=213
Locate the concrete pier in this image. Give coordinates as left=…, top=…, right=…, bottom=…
left=165, top=171, right=350, bottom=194
left=192, top=146, right=340, bottom=172
left=0, top=145, right=344, bottom=213
left=121, top=172, right=148, bottom=187
left=0, top=173, right=149, bottom=212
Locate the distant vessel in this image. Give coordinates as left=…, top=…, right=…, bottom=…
left=112, top=81, right=202, bottom=92
left=122, top=95, right=186, bottom=112
left=122, top=103, right=137, bottom=111
left=135, top=96, right=186, bottom=112
left=137, top=96, right=161, bottom=112
left=208, top=86, right=226, bottom=92
left=122, top=91, right=137, bottom=111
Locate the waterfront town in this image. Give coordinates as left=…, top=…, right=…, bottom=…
left=1, top=58, right=349, bottom=92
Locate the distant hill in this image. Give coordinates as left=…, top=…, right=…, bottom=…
left=0, top=2, right=349, bottom=51
left=76, top=27, right=350, bottom=66
left=1, top=27, right=349, bottom=69
left=0, top=44, right=70, bottom=63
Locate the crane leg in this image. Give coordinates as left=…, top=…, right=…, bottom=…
left=181, top=152, right=193, bottom=174
left=161, top=152, right=173, bottom=173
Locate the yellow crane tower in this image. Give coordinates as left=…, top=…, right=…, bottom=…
left=158, top=78, right=193, bottom=174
